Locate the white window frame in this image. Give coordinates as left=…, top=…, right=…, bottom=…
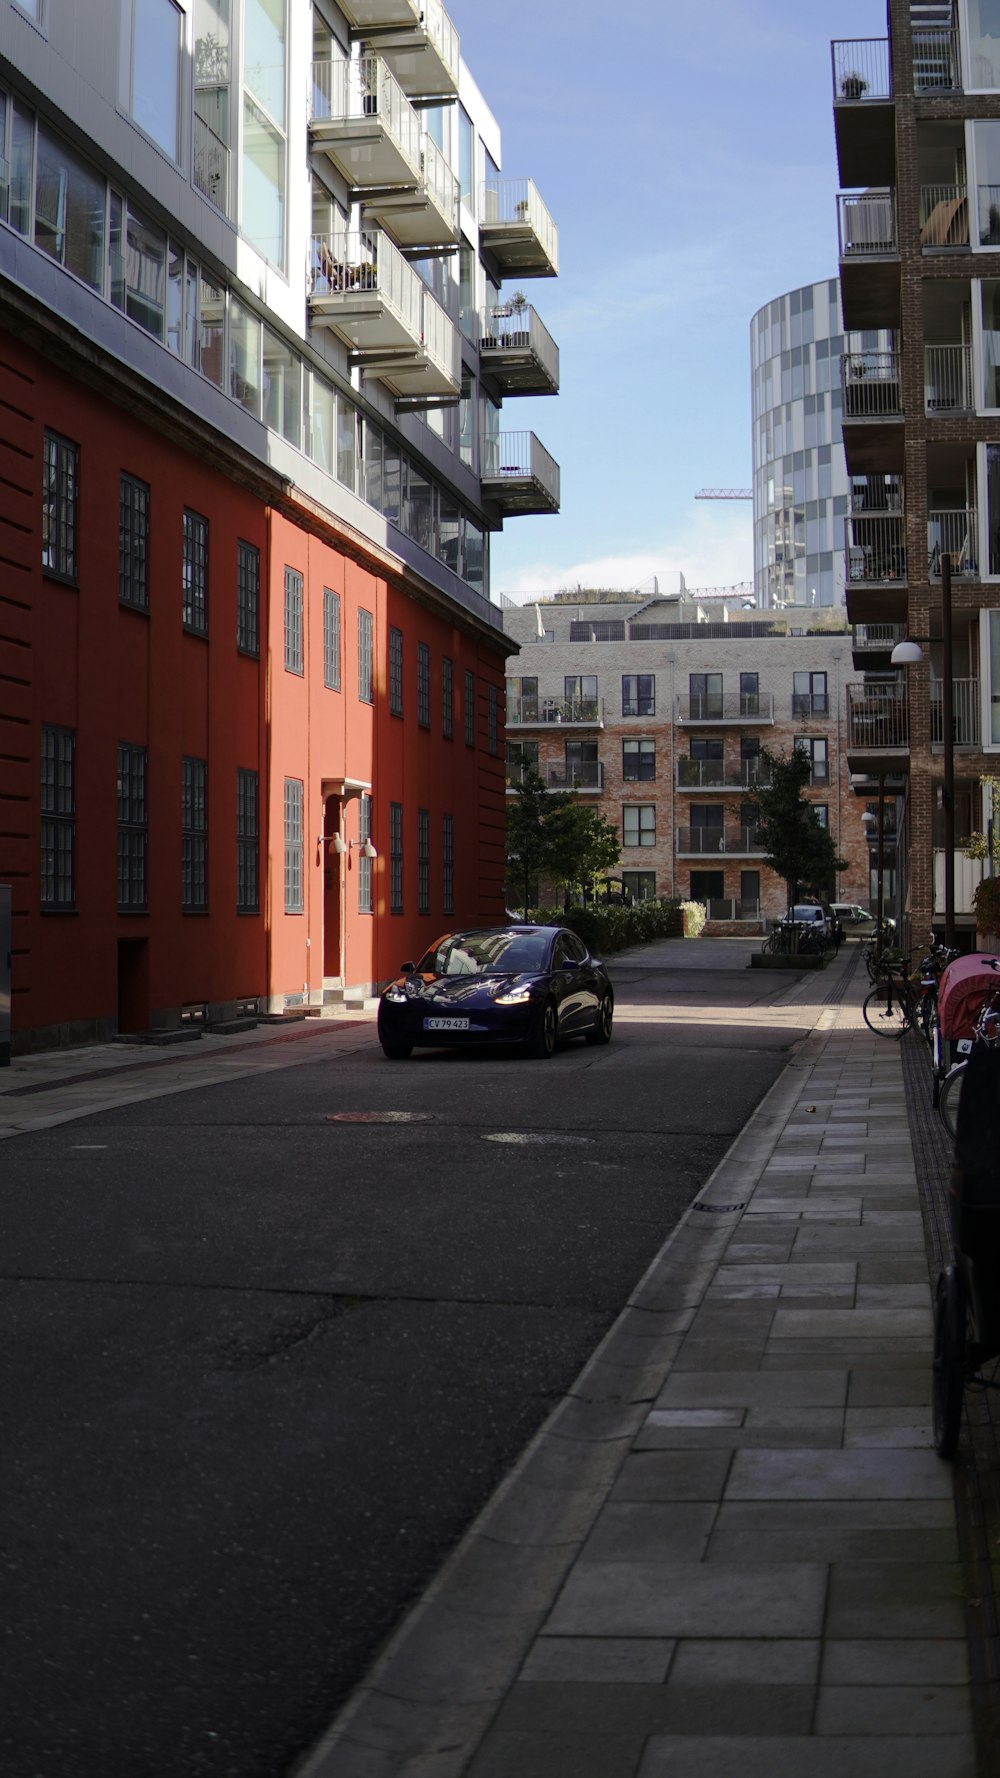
left=981, top=608, right=1000, bottom=747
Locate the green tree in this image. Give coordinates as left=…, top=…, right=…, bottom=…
left=505, top=771, right=620, bottom=913
left=746, top=746, right=846, bottom=915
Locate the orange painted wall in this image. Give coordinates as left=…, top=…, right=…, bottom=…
left=0, top=330, right=511, bottom=1047
left=0, top=331, right=267, bottom=1040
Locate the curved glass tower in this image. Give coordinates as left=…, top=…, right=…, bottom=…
left=751, top=278, right=894, bottom=610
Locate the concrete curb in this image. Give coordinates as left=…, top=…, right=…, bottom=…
left=293, top=1028, right=837, bottom=1778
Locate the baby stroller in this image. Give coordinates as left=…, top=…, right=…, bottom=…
left=933, top=1040, right=1000, bottom=1457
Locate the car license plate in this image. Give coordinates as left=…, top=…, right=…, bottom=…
left=423, top=1016, right=469, bottom=1032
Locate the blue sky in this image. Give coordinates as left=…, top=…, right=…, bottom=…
left=447, top=0, right=884, bottom=600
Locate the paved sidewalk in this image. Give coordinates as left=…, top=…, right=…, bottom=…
left=299, top=966, right=975, bottom=1778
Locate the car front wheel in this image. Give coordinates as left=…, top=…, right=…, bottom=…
left=527, top=999, right=558, bottom=1059
left=585, top=993, right=614, bottom=1045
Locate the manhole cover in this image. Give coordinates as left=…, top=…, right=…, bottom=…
left=482, top=1132, right=595, bottom=1146
left=327, top=1111, right=434, bottom=1123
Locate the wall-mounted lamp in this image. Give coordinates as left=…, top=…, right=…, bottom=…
left=353, top=838, right=378, bottom=860
left=330, top=833, right=348, bottom=854
left=889, top=638, right=926, bottom=666
left=322, top=834, right=377, bottom=859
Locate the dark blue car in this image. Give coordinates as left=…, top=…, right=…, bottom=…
left=376, top=925, right=614, bottom=1060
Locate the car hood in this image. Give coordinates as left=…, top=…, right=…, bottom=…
left=399, top=972, right=539, bottom=1005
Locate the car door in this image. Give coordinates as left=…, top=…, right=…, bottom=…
left=550, top=933, right=584, bottom=1032
left=560, top=931, right=597, bottom=1031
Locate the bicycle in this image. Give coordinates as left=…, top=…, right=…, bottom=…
left=861, top=939, right=958, bottom=1049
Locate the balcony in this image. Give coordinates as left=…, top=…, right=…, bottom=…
left=310, top=56, right=421, bottom=190
left=479, top=179, right=559, bottom=278
left=309, top=229, right=460, bottom=397
left=837, top=191, right=900, bottom=330
left=832, top=39, right=894, bottom=188
left=675, top=826, right=764, bottom=858
left=336, top=0, right=421, bottom=26
left=928, top=508, right=978, bottom=578
left=925, top=344, right=973, bottom=413
left=930, top=677, right=982, bottom=748
left=841, top=349, right=902, bottom=473
left=373, top=133, right=460, bottom=247
left=675, top=693, right=774, bottom=724
left=506, top=694, right=604, bottom=729
left=543, top=761, right=604, bottom=793
left=920, top=183, right=969, bottom=248
left=851, top=623, right=906, bottom=669
left=481, top=431, right=560, bottom=515
left=479, top=303, right=559, bottom=396
left=676, top=760, right=772, bottom=792
left=377, top=0, right=459, bottom=97
left=913, top=27, right=963, bottom=95
left=844, top=510, right=907, bottom=617
left=846, top=682, right=910, bottom=774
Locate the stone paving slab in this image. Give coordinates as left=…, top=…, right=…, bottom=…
left=297, top=961, right=979, bottom=1778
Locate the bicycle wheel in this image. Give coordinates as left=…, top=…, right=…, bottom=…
left=932, top=1267, right=966, bottom=1460
left=938, top=1061, right=967, bottom=1141
left=862, top=985, right=909, bottom=1037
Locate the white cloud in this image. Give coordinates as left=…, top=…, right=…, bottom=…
left=495, top=503, right=753, bottom=603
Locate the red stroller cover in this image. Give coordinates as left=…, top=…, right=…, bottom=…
left=938, top=953, right=1000, bottom=1039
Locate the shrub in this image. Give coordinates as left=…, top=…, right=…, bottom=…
left=680, top=899, right=706, bottom=938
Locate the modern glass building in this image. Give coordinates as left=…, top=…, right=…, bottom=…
left=751, top=278, right=895, bottom=610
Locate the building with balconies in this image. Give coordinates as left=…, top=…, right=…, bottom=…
left=0, top=0, right=559, bottom=1052
left=502, top=594, right=873, bottom=922
left=831, top=0, right=1000, bottom=946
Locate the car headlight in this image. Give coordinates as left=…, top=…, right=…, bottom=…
left=383, top=984, right=408, bottom=1002
left=493, top=985, right=533, bottom=1005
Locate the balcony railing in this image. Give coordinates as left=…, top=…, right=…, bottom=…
left=309, top=57, right=421, bottom=176
left=930, top=678, right=982, bottom=747
left=847, top=682, right=909, bottom=750
left=920, top=183, right=968, bottom=247
left=913, top=27, right=962, bottom=94
left=479, top=177, right=559, bottom=277
left=934, top=849, right=987, bottom=918
left=675, top=693, right=774, bottom=723
left=310, top=227, right=420, bottom=328
left=842, top=350, right=902, bottom=417
left=852, top=623, right=906, bottom=655
left=845, top=511, right=907, bottom=582
left=505, top=694, right=603, bottom=727
left=838, top=190, right=897, bottom=256
left=676, top=826, right=763, bottom=857
left=479, top=303, right=560, bottom=394
left=925, top=343, right=973, bottom=412
left=928, top=508, right=978, bottom=577
left=832, top=39, right=891, bottom=102
left=481, top=431, right=560, bottom=512
left=420, top=131, right=459, bottom=231
left=676, top=759, right=771, bottom=791
left=194, top=113, right=230, bottom=210
left=543, top=761, right=604, bottom=792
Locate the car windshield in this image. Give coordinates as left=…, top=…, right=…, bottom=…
left=417, top=929, right=552, bottom=977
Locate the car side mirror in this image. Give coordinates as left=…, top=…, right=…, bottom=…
left=400, top=961, right=415, bottom=974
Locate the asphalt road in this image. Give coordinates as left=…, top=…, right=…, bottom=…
left=0, top=948, right=805, bottom=1778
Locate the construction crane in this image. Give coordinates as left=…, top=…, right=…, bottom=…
left=694, top=488, right=752, bottom=500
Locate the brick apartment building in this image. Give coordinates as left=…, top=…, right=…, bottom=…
left=501, top=595, right=873, bottom=921
left=833, top=1, right=1000, bottom=947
